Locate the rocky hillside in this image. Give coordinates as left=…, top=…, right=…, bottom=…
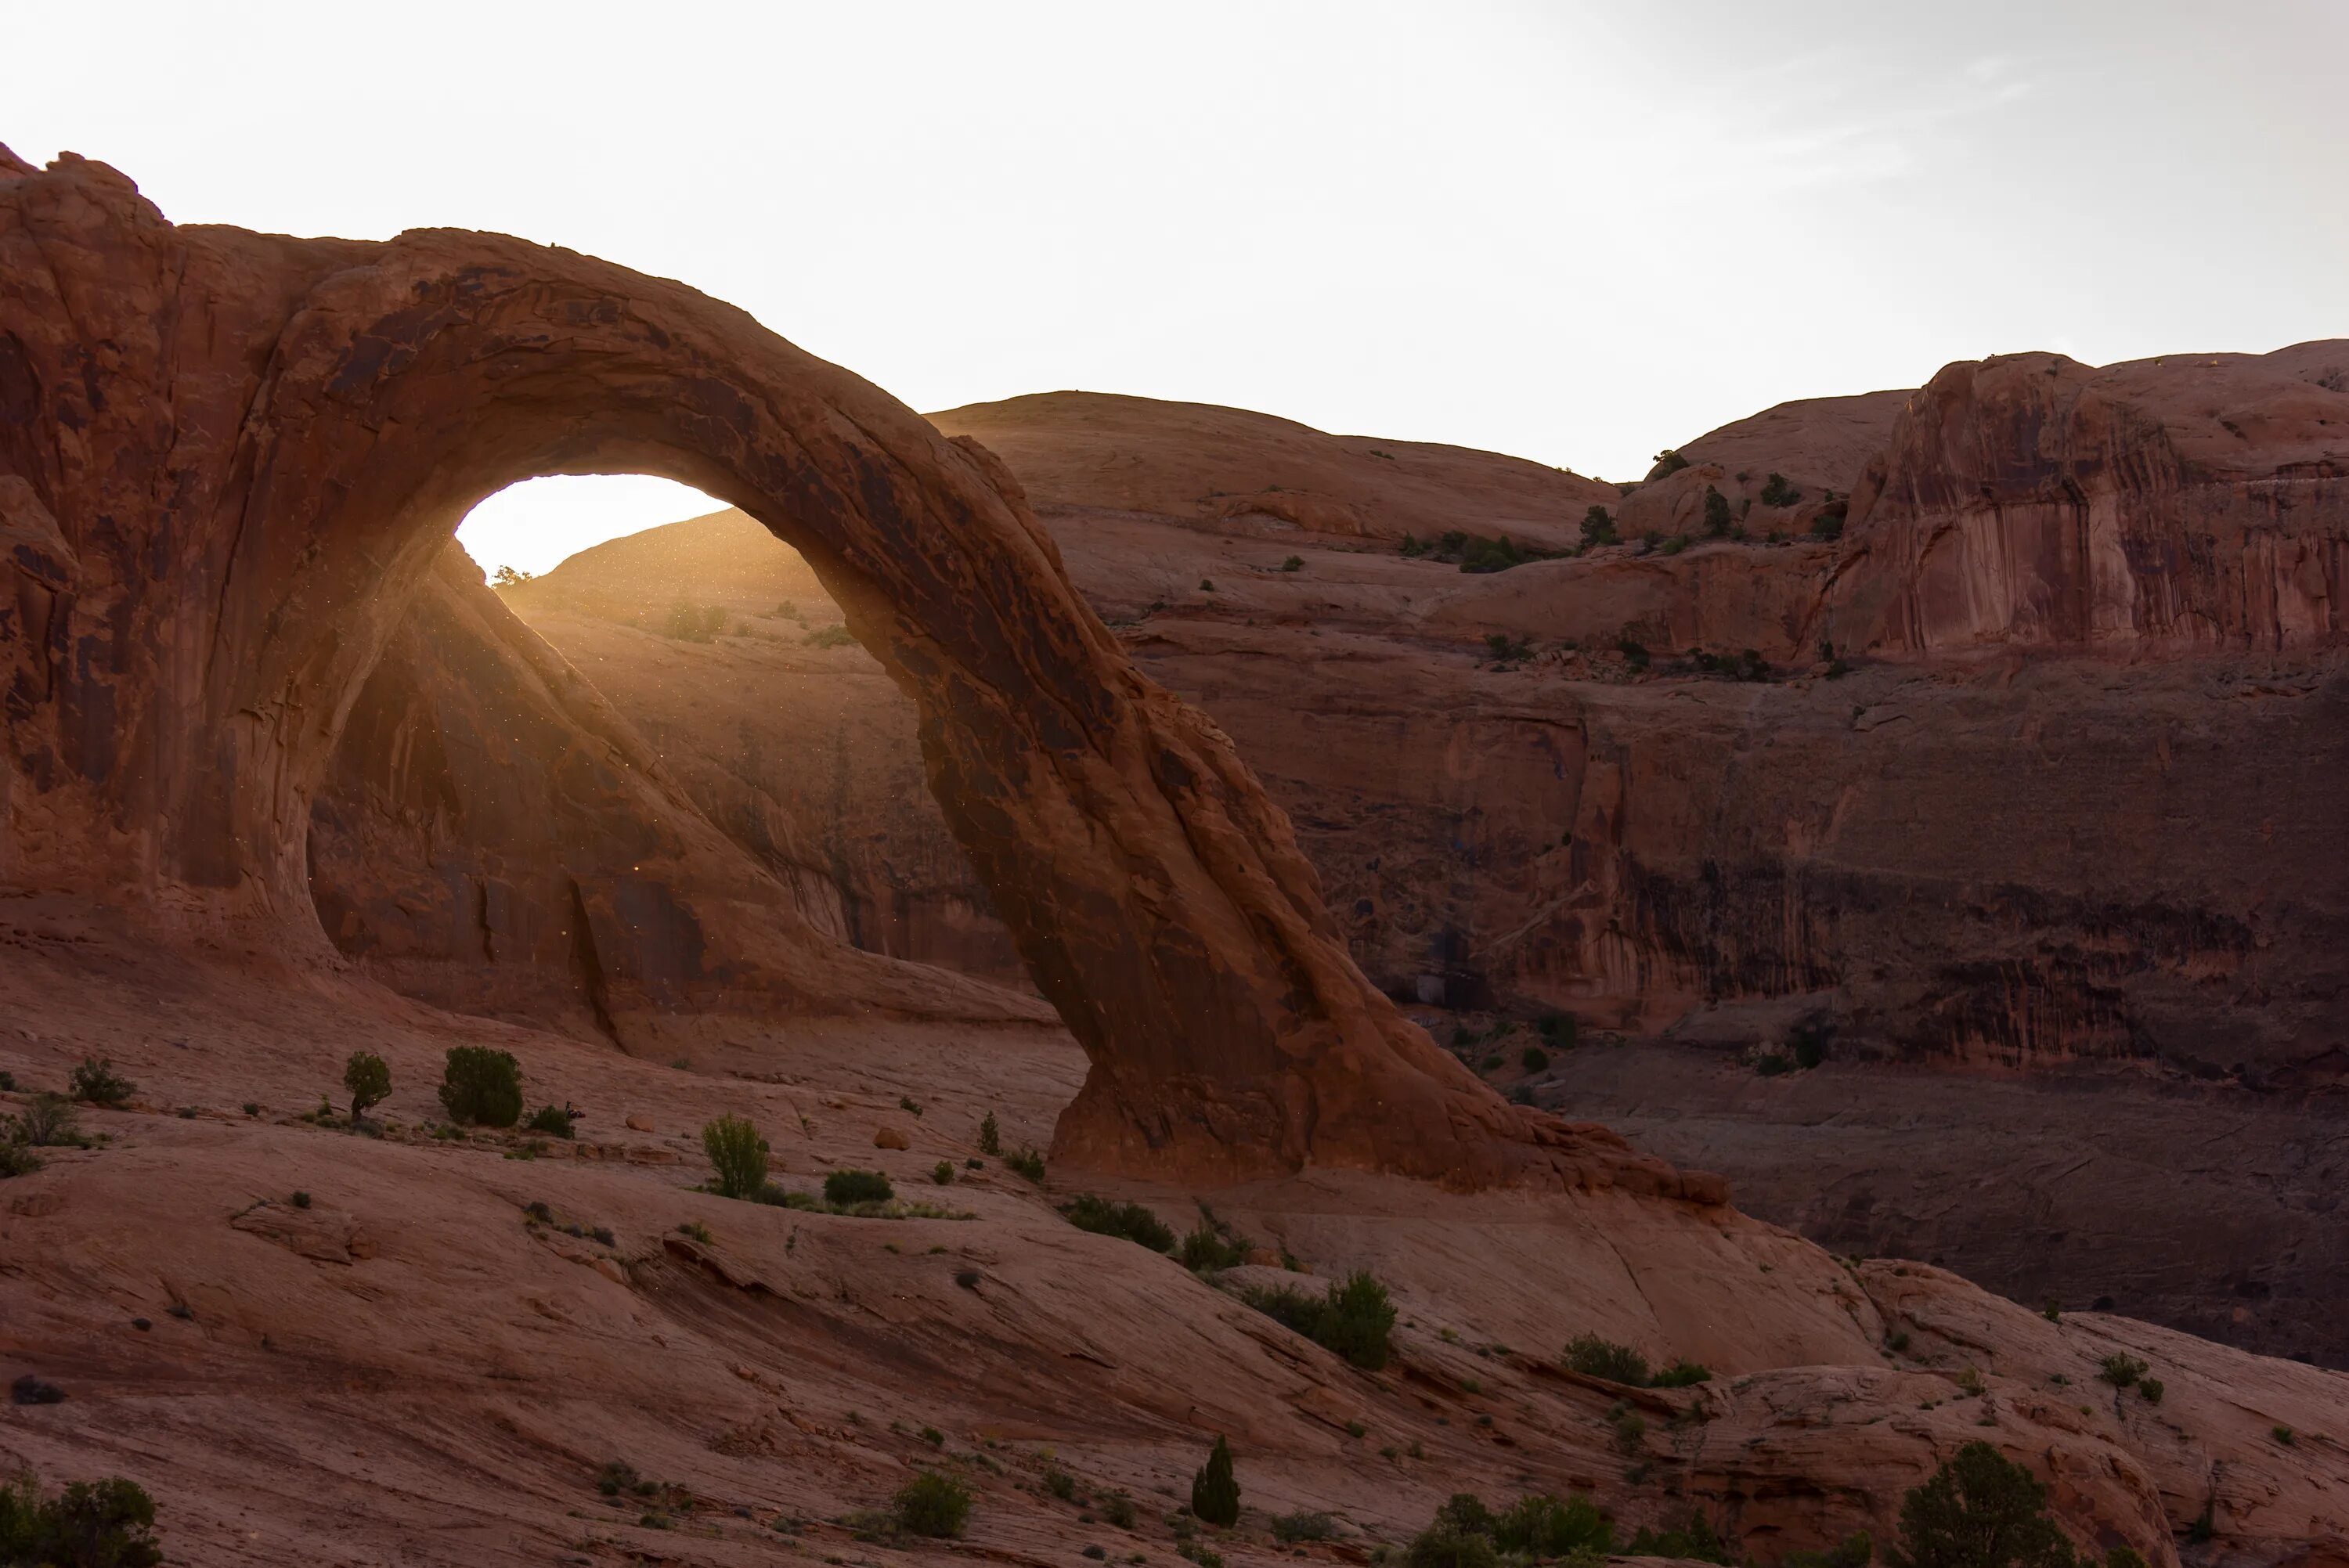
left=406, top=349, right=2349, bottom=1367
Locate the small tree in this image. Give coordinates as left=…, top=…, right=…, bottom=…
left=1579, top=505, right=1618, bottom=548
left=977, top=1112, right=1001, bottom=1155
left=1889, top=1442, right=2078, bottom=1568
left=437, top=1046, right=523, bottom=1127
left=1191, top=1436, right=1240, bottom=1527
left=702, top=1116, right=770, bottom=1199
left=489, top=564, right=536, bottom=588
left=0, top=1473, right=164, bottom=1568
left=344, top=1051, right=392, bottom=1120
left=1759, top=472, right=1802, bottom=506
left=1701, top=485, right=1734, bottom=537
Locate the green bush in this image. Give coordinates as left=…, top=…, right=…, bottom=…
left=1242, top=1273, right=1395, bottom=1370
left=437, top=1046, right=522, bottom=1127
left=1102, top=1493, right=1138, bottom=1529
left=931, top=1160, right=956, bottom=1185
left=1607, top=1400, right=1647, bottom=1455
left=893, top=1471, right=973, bottom=1537
left=1485, top=633, right=1535, bottom=662
left=1579, top=506, right=1618, bottom=548
left=824, top=1168, right=894, bottom=1206
left=525, top=1103, right=576, bottom=1137
left=804, top=623, right=855, bottom=648
left=1178, top=1217, right=1250, bottom=1273
left=1564, top=1332, right=1651, bottom=1386
left=2097, top=1353, right=2148, bottom=1388
left=1521, top=1044, right=1550, bottom=1072
left=1646, top=449, right=1691, bottom=481
left=0, top=1141, right=39, bottom=1178
left=977, top=1112, right=1001, bottom=1155
left=1627, top=1511, right=1732, bottom=1564
left=1660, top=535, right=1689, bottom=556
left=1063, top=1195, right=1176, bottom=1252
left=1539, top=1013, right=1578, bottom=1050
left=68, top=1058, right=135, bottom=1108
left=1892, top=1441, right=2075, bottom=1568
left=1280, top=555, right=1304, bottom=572
left=1272, top=1512, right=1334, bottom=1544
left=702, top=1116, right=770, bottom=1199
left=1784, top=1532, right=1874, bottom=1568
left=1759, top=472, right=1802, bottom=507
left=1407, top=1527, right=1498, bottom=1568
left=1190, top=1436, right=1240, bottom=1527
left=2136, top=1377, right=2164, bottom=1404
left=1494, top=1493, right=1612, bottom=1556
left=343, top=1051, right=391, bottom=1119
left=0, top=1472, right=164, bottom=1567
left=1615, top=636, right=1651, bottom=670
left=1005, top=1145, right=1046, bottom=1182
left=1701, top=486, right=1734, bottom=537
left=1650, top=1360, right=1712, bottom=1388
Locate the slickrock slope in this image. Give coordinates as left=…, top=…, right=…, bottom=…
left=6, top=907, right=2347, bottom=1567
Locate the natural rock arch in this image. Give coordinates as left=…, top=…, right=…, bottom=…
left=0, top=147, right=1707, bottom=1193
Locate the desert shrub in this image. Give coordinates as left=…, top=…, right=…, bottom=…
left=1408, top=1526, right=1498, bottom=1568
left=490, top=564, right=534, bottom=588
left=1190, top=1435, right=1240, bottom=1527
left=1650, top=1360, right=1713, bottom=1388
left=0, top=1472, right=164, bottom=1567
left=1280, top=555, right=1305, bottom=572
left=2102, top=1552, right=2149, bottom=1568
left=67, top=1058, right=135, bottom=1108
left=977, top=1112, right=1001, bottom=1155
left=1494, top=1493, right=1612, bottom=1556
left=1005, top=1145, right=1046, bottom=1182
left=1521, top=1044, right=1550, bottom=1071
left=1319, top=1271, right=1398, bottom=1370
left=893, top=1471, right=973, bottom=1538
left=1627, top=1511, right=1732, bottom=1563
left=1580, top=505, right=1618, bottom=547
left=524, top=1103, right=576, bottom=1137
left=0, top=1142, right=39, bottom=1178
left=1043, top=1467, right=1077, bottom=1501
left=1891, top=1441, right=2075, bottom=1568
left=1102, top=1492, right=1138, bottom=1529
left=1243, top=1273, right=1395, bottom=1370
left=1485, top=633, right=1535, bottom=661
left=437, top=1046, right=522, bottom=1127
left=595, top=1461, right=640, bottom=1496
left=1615, top=636, right=1651, bottom=670
left=1607, top=1401, right=1648, bottom=1455
left=1539, top=1012, right=1577, bottom=1049
left=2273, top=1425, right=2295, bottom=1446
left=1702, top=486, right=1734, bottom=537
left=0, top=1071, right=13, bottom=1090
left=1790, top=1020, right=1831, bottom=1069
left=1399, top=533, right=1430, bottom=557
left=1646, top=449, right=1691, bottom=481
left=662, top=601, right=726, bottom=641
left=1272, top=1511, right=1335, bottom=1544
left=2097, top=1353, right=2148, bottom=1388
left=1756, top=1052, right=1795, bottom=1077
left=824, top=1168, right=894, bottom=1206
left=1063, top=1194, right=1176, bottom=1252
left=804, top=623, right=855, bottom=648
left=1759, top=472, right=1802, bottom=507
left=2, top=1093, right=77, bottom=1151
left=1661, top=535, right=1689, bottom=555
left=1784, top=1532, right=1874, bottom=1568
left=343, top=1051, right=391, bottom=1119
left=931, top=1160, right=955, bottom=1185
left=1178, top=1217, right=1250, bottom=1273
left=702, top=1116, right=770, bottom=1199
left=1564, top=1333, right=1651, bottom=1386
left=2136, top=1378, right=2164, bottom=1405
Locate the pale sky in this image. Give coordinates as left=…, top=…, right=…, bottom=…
left=13, top=1, right=2344, bottom=577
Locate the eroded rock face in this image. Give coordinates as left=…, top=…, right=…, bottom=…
left=0, top=146, right=1658, bottom=1190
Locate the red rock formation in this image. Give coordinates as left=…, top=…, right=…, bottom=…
left=1825, top=348, right=2349, bottom=654
left=0, top=146, right=1669, bottom=1191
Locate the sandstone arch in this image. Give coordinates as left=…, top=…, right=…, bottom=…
left=0, top=147, right=1700, bottom=1191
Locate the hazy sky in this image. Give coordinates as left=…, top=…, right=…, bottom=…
left=13, top=1, right=2344, bottom=575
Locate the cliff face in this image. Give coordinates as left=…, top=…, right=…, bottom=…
left=1826, top=346, right=2349, bottom=654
